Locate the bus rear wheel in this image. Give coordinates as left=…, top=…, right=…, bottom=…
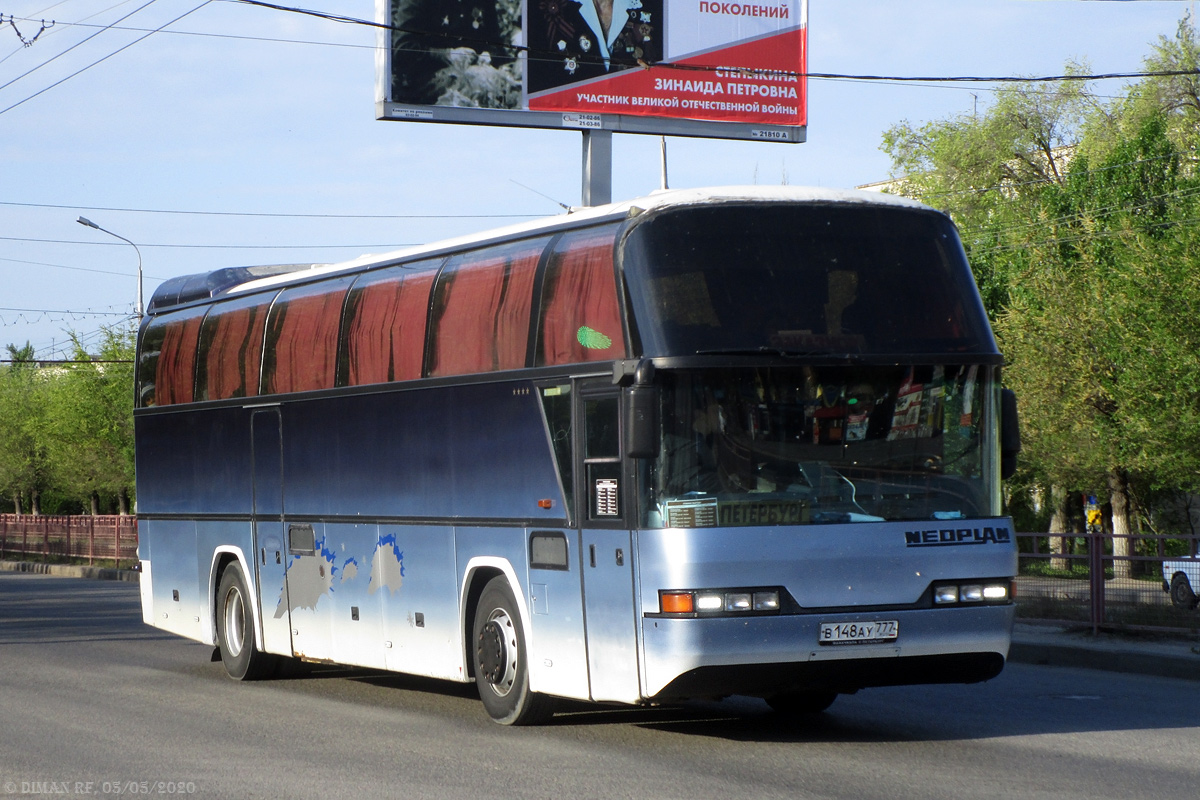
left=472, top=576, right=553, bottom=725
left=216, top=561, right=278, bottom=680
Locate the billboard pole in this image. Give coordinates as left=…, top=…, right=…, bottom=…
left=581, top=130, right=612, bottom=207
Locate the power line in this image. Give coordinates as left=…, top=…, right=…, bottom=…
left=5, top=15, right=376, bottom=52
left=0, top=1, right=213, bottom=117
left=0, top=199, right=542, bottom=220
left=227, top=0, right=1200, bottom=86
left=0, top=0, right=160, bottom=95
left=1, top=234, right=416, bottom=250
left=0, top=305, right=129, bottom=315
left=0, top=254, right=165, bottom=280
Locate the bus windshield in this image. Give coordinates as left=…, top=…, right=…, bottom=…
left=622, top=202, right=996, bottom=358
left=642, top=365, right=998, bottom=528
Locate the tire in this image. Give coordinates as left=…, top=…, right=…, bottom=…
left=766, top=690, right=838, bottom=715
left=1170, top=573, right=1198, bottom=611
left=216, top=561, right=279, bottom=680
left=471, top=576, right=553, bottom=725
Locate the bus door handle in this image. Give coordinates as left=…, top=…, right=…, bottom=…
left=588, top=544, right=623, bottom=567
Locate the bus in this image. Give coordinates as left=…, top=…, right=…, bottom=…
left=134, top=186, right=1021, bottom=725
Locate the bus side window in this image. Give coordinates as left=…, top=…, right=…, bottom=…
left=539, top=384, right=574, bottom=522
left=262, top=277, right=354, bottom=395
left=138, top=306, right=207, bottom=407
left=584, top=394, right=622, bottom=521
left=195, top=294, right=274, bottom=401
left=340, top=262, right=438, bottom=386
left=536, top=224, right=626, bottom=367
left=428, top=238, right=547, bottom=377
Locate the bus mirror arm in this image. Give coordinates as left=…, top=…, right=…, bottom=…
left=1000, top=388, right=1021, bottom=480
left=613, top=358, right=655, bottom=387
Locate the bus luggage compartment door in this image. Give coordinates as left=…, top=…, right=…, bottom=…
left=251, top=409, right=291, bottom=656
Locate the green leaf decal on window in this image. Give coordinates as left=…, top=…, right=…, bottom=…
left=577, top=326, right=613, bottom=350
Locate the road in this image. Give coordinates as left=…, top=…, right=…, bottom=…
left=1, top=572, right=1196, bottom=800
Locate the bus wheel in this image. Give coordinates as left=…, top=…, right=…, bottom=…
left=472, top=577, right=553, bottom=725
left=216, top=561, right=278, bottom=681
left=1170, top=573, right=1198, bottom=611
left=766, top=690, right=838, bottom=715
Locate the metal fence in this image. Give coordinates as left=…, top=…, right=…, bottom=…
left=1017, top=531, right=1200, bottom=635
left=0, top=514, right=138, bottom=568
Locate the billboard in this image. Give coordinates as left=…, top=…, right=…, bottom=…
left=375, top=0, right=807, bottom=142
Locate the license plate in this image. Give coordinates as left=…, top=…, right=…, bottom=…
left=819, top=620, right=899, bottom=645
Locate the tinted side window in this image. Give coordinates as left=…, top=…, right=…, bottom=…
left=428, top=238, right=547, bottom=377
left=196, top=293, right=275, bottom=401
left=262, top=277, right=354, bottom=395
left=536, top=225, right=626, bottom=366
left=137, top=306, right=207, bottom=407
left=341, top=262, right=438, bottom=386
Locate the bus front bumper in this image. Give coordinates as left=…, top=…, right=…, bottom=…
left=641, top=604, right=1013, bottom=701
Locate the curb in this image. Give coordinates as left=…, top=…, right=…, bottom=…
left=0, top=559, right=140, bottom=584
left=1009, top=631, right=1200, bottom=682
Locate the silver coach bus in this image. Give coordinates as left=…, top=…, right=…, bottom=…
left=134, top=186, right=1020, bottom=724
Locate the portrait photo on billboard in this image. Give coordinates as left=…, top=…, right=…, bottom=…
left=526, top=0, right=663, bottom=95
left=389, top=0, right=522, bottom=109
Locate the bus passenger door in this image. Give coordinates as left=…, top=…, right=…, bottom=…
left=578, top=384, right=642, bottom=704
left=251, top=408, right=291, bottom=655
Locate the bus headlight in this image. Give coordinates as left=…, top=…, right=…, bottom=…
left=658, top=588, right=786, bottom=617
left=933, top=580, right=1012, bottom=606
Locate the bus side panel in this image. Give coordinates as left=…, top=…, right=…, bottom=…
left=195, top=519, right=255, bottom=646
left=134, top=407, right=252, bottom=516
left=279, top=382, right=565, bottom=521
left=285, top=521, right=386, bottom=669
left=378, top=524, right=462, bottom=681
left=139, top=518, right=204, bottom=643
left=526, top=529, right=590, bottom=701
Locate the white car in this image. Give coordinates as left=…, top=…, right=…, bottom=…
left=1163, top=557, right=1200, bottom=610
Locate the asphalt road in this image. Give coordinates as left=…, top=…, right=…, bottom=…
left=1, top=573, right=1197, bottom=800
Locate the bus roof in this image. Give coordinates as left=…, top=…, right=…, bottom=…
left=145, top=186, right=938, bottom=315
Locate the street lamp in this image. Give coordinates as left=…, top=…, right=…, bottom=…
left=77, top=216, right=144, bottom=321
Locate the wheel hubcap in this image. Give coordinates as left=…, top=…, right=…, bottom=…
left=477, top=609, right=517, bottom=697
left=223, top=586, right=245, bottom=658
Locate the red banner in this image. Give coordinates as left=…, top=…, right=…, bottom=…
left=529, top=28, right=806, bottom=128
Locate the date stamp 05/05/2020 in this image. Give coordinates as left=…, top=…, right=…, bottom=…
left=3, top=781, right=198, bottom=796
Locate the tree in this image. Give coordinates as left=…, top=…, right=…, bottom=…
left=0, top=343, right=52, bottom=514
left=881, top=19, right=1200, bottom=575
left=44, top=327, right=137, bottom=514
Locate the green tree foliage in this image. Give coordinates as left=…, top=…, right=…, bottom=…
left=45, top=328, right=136, bottom=514
left=881, top=16, right=1200, bottom=555
left=0, top=343, right=51, bottom=514
left=0, top=328, right=135, bottom=515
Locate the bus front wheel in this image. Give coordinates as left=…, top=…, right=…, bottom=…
left=472, top=576, right=553, bottom=725
left=215, top=561, right=278, bottom=681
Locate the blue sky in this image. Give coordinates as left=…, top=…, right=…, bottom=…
left=0, top=0, right=1191, bottom=357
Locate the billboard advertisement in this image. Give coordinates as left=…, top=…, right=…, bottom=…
left=376, top=0, right=807, bottom=142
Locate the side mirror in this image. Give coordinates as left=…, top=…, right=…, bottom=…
left=625, top=385, right=659, bottom=459
left=1000, top=388, right=1020, bottom=480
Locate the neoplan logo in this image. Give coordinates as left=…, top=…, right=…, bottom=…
left=904, top=527, right=1012, bottom=547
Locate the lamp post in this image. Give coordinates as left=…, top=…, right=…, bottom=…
left=77, top=216, right=143, bottom=321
